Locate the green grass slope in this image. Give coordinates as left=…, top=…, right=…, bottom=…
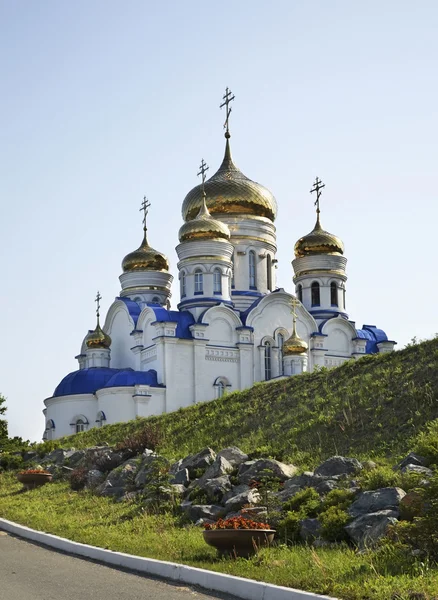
left=45, top=338, right=438, bottom=466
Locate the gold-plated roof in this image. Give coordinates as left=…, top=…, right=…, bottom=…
left=181, top=139, right=277, bottom=222
left=294, top=214, right=344, bottom=258
left=85, top=323, right=111, bottom=349
left=122, top=233, right=169, bottom=273
left=179, top=193, right=231, bottom=242
left=283, top=331, right=308, bottom=355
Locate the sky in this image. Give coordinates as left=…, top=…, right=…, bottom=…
left=1, top=1, right=437, bottom=442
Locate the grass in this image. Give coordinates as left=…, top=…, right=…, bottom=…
left=1, top=472, right=438, bottom=600
left=39, top=337, right=438, bottom=469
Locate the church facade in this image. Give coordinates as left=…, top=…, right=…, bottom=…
left=43, top=93, right=395, bottom=440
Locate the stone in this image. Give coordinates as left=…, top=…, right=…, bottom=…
left=346, top=510, right=399, bottom=547
left=315, top=479, right=339, bottom=495
left=400, top=464, right=433, bottom=478
left=203, top=475, right=232, bottom=502
left=170, top=468, right=189, bottom=486
left=45, top=448, right=69, bottom=465
left=223, top=489, right=261, bottom=513
left=223, top=484, right=251, bottom=503
left=399, top=490, right=425, bottom=521
left=300, top=518, right=321, bottom=542
left=179, top=448, right=216, bottom=477
left=118, top=490, right=142, bottom=503
left=216, top=447, right=249, bottom=467
left=99, top=459, right=139, bottom=497
left=314, top=456, right=363, bottom=478
left=86, top=469, right=105, bottom=488
left=169, top=459, right=183, bottom=475
left=135, top=454, right=170, bottom=488
left=23, top=451, right=38, bottom=463
left=89, top=449, right=125, bottom=472
left=202, top=456, right=234, bottom=481
left=348, top=487, right=406, bottom=518
left=65, top=450, right=86, bottom=468
left=237, top=459, right=298, bottom=485
left=362, top=460, right=377, bottom=470
left=170, top=484, right=186, bottom=496
left=396, top=452, right=429, bottom=471
left=184, top=504, right=223, bottom=522
left=276, top=484, right=302, bottom=503
left=283, top=472, right=338, bottom=494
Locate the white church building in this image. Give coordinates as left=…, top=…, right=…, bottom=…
left=43, top=93, right=395, bottom=440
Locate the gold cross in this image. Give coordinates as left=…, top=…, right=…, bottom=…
left=310, top=177, right=325, bottom=214
left=291, top=296, right=299, bottom=322
left=95, top=291, right=102, bottom=319
left=220, top=87, right=235, bottom=137
left=140, top=196, right=151, bottom=231
left=197, top=158, right=209, bottom=195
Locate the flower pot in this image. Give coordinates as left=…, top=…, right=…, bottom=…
left=203, top=529, right=275, bottom=558
left=17, top=472, right=52, bottom=490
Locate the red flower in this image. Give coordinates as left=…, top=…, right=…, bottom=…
left=203, top=516, right=270, bottom=530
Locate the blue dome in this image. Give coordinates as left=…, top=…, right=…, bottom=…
left=53, top=368, right=119, bottom=397
left=103, top=369, right=159, bottom=388
left=355, top=324, right=390, bottom=354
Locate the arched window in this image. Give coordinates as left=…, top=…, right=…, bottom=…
left=217, top=381, right=225, bottom=398
left=75, top=419, right=86, bottom=433
left=278, top=334, right=284, bottom=376
left=330, top=282, right=338, bottom=306
left=213, top=268, right=222, bottom=294
left=152, top=296, right=160, bottom=304
left=96, top=411, right=106, bottom=427
left=194, top=269, right=203, bottom=294
left=249, top=251, right=256, bottom=288
left=311, top=282, right=320, bottom=306
left=264, top=341, right=272, bottom=380
left=267, top=255, right=272, bottom=291
left=181, top=272, right=186, bottom=297
left=297, top=284, right=303, bottom=302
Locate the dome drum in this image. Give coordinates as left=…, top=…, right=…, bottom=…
left=292, top=254, right=347, bottom=281
left=176, top=239, right=234, bottom=263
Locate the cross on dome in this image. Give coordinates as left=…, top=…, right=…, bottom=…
left=220, top=87, right=235, bottom=138
left=95, top=291, right=102, bottom=321
left=310, top=177, right=325, bottom=215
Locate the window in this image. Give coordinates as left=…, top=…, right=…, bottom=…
left=297, top=284, right=303, bottom=302
left=217, top=381, right=225, bottom=398
left=267, top=255, right=272, bottom=291
left=213, top=268, right=222, bottom=294
left=194, top=269, right=203, bottom=294
left=264, top=341, right=272, bottom=380
left=311, top=282, right=320, bottom=306
left=181, top=272, right=186, bottom=297
left=75, top=419, right=86, bottom=433
left=330, top=282, right=338, bottom=306
left=278, top=334, right=284, bottom=376
left=249, top=250, right=256, bottom=288
left=152, top=296, right=160, bottom=304
left=96, top=411, right=106, bottom=427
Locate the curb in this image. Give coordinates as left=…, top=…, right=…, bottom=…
left=0, top=518, right=337, bottom=600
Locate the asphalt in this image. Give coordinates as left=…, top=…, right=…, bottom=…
left=0, top=532, right=238, bottom=600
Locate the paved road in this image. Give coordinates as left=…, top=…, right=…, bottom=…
left=0, top=532, right=238, bottom=600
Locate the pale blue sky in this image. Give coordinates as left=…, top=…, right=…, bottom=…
left=1, top=1, right=437, bottom=441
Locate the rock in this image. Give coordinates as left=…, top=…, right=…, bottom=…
left=223, top=484, right=250, bottom=503
left=399, top=490, right=425, bottom=521
left=135, top=455, right=170, bottom=488
left=65, top=450, right=86, bottom=468
left=396, top=452, right=429, bottom=470
left=195, top=518, right=215, bottom=527
left=238, top=459, right=298, bottom=485
left=363, top=460, right=377, bottom=470
left=117, top=490, right=142, bottom=503
left=223, top=489, right=261, bottom=513
left=276, top=484, right=302, bottom=503
left=216, top=447, right=248, bottom=467
left=314, top=456, right=363, bottom=478
left=400, top=464, right=433, bottom=478
left=184, top=504, right=223, bottom=522
left=179, top=448, right=216, bottom=477
left=170, top=468, right=189, bottom=486
left=202, top=456, right=234, bottom=481
left=283, top=472, right=338, bottom=495
left=203, top=475, right=232, bottom=502
left=23, top=451, right=38, bottom=462
left=99, top=459, right=139, bottom=497
left=349, top=487, right=406, bottom=518
left=169, top=459, right=183, bottom=475
left=45, top=448, right=69, bottom=465
left=346, top=510, right=399, bottom=547
left=170, top=484, right=186, bottom=496
left=300, top=518, right=321, bottom=542
left=86, top=469, right=105, bottom=488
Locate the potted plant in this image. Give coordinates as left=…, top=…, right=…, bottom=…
left=17, top=468, right=53, bottom=490
left=203, top=515, right=275, bottom=558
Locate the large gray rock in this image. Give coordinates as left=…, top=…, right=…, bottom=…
left=203, top=475, right=232, bottom=503
left=314, top=456, right=362, bottom=478
left=276, top=484, right=302, bottom=503
left=400, top=464, right=433, bottom=477
left=396, top=452, right=429, bottom=470
left=216, top=447, right=249, bottom=467
left=223, top=489, right=261, bottom=513
left=238, top=459, right=298, bottom=485
left=65, top=450, right=86, bottom=468
left=23, top=451, right=38, bottom=463
left=45, top=448, right=77, bottom=465
left=184, top=504, right=223, bottom=522
left=87, top=448, right=125, bottom=472
left=135, top=454, right=170, bottom=488
left=99, top=459, right=139, bottom=497
left=346, top=510, right=398, bottom=546
left=284, top=472, right=339, bottom=494
left=223, top=484, right=251, bottom=503
left=86, top=469, right=105, bottom=488
left=300, top=518, right=321, bottom=542
left=170, top=468, right=189, bottom=486
left=349, top=487, right=406, bottom=518
left=202, top=456, right=234, bottom=481
left=179, top=448, right=216, bottom=477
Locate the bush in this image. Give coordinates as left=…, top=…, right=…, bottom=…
left=0, top=453, right=24, bottom=472
left=277, top=511, right=302, bottom=543
left=319, top=506, right=351, bottom=541
left=114, top=424, right=163, bottom=457
left=320, top=489, right=355, bottom=512
left=413, top=420, right=438, bottom=465
left=360, top=465, right=401, bottom=490
left=70, top=467, right=88, bottom=491
left=283, top=488, right=321, bottom=518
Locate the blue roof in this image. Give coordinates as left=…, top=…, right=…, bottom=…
left=150, top=307, right=194, bottom=339
left=53, top=367, right=161, bottom=398
left=116, top=297, right=142, bottom=326
left=355, top=324, right=389, bottom=354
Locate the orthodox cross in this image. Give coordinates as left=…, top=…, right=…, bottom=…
left=220, top=87, right=235, bottom=137
left=310, top=177, right=325, bottom=214
left=291, top=296, right=299, bottom=324
left=95, top=291, right=102, bottom=321
left=197, top=158, right=209, bottom=194
left=140, top=196, right=151, bottom=232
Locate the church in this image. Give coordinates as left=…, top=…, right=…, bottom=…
left=43, top=90, right=396, bottom=440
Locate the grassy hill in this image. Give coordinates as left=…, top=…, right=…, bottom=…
left=44, top=337, right=438, bottom=467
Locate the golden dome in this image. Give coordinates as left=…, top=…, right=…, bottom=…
left=181, top=139, right=277, bottom=222
left=179, top=195, right=231, bottom=242
left=283, top=324, right=308, bottom=356
left=294, top=214, right=344, bottom=258
left=85, top=323, right=111, bottom=349
left=122, top=233, right=169, bottom=273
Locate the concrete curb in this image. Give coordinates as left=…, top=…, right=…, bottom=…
left=0, top=518, right=337, bottom=600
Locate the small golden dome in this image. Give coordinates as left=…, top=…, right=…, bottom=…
left=294, top=214, right=344, bottom=258
left=283, top=333, right=308, bottom=356
left=181, top=139, right=277, bottom=222
left=179, top=196, right=231, bottom=242
left=122, top=234, right=169, bottom=273
left=85, top=323, right=111, bottom=349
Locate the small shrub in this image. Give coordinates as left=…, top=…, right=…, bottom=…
left=319, top=506, right=351, bottom=541
left=70, top=467, right=88, bottom=491
left=0, top=453, right=24, bottom=472
left=320, top=488, right=355, bottom=512
left=277, top=511, right=302, bottom=543
left=360, top=465, right=401, bottom=490
left=283, top=488, right=321, bottom=518
left=413, top=420, right=438, bottom=465
left=188, top=486, right=209, bottom=505
left=114, top=424, right=163, bottom=457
